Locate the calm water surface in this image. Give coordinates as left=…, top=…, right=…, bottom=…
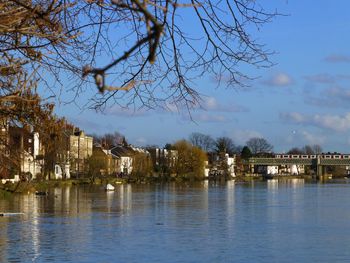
left=2, top=179, right=350, bottom=262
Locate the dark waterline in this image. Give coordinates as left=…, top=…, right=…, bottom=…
left=1, top=179, right=350, bottom=262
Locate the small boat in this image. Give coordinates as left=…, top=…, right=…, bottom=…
left=105, top=184, right=115, bottom=191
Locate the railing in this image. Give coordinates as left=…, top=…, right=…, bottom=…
left=247, top=155, right=350, bottom=166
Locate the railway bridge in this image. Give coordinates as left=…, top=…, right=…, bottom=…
left=247, top=154, right=350, bottom=178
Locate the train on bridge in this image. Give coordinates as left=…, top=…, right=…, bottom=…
left=274, top=154, right=350, bottom=159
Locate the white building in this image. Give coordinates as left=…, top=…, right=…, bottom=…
left=267, top=166, right=279, bottom=175
left=226, top=154, right=236, bottom=177
left=21, top=132, right=43, bottom=179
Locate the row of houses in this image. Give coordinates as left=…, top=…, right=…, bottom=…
left=90, top=144, right=151, bottom=177
left=0, top=123, right=94, bottom=179
left=0, top=124, right=43, bottom=179
left=1, top=119, right=237, bottom=180
left=0, top=124, right=143, bottom=179
left=0, top=123, right=182, bottom=180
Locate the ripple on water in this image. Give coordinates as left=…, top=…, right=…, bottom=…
left=1, top=182, right=350, bottom=262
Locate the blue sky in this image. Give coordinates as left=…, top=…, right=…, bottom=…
left=54, top=1, right=350, bottom=153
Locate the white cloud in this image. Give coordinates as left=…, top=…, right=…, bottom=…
left=300, top=131, right=326, bottom=145
left=285, top=112, right=306, bottom=122
left=305, top=86, right=350, bottom=108
left=303, top=73, right=335, bottom=84
left=283, top=130, right=326, bottom=149
left=231, top=129, right=262, bottom=144
left=313, top=113, right=350, bottom=132
left=106, top=106, right=147, bottom=117
left=195, top=113, right=227, bottom=123
left=262, top=73, right=293, bottom=87
left=135, top=137, right=147, bottom=145
left=281, top=112, right=350, bottom=132
left=200, top=96, right=249, bottom=113
left=204, top=97, right=218, bottom=110
left=326, top=86, right=350, bottom=99
left=324, top=54, right=350, bottom=63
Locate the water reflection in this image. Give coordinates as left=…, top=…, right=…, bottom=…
left=267, top=178, right=279, bottom=189
left=32, top=194, right=40, bottom=261
left=226, top=180, right=235, bottom=234
left=0, top=209, right=9, bottom=262
left=106, top=191, right=114, bottom=213
left=116, top=184, right=132, bottom=213
left=1, top=181, right=350, bottom=262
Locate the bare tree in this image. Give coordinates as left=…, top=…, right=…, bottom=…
left=92, top=131, right=124, bottom=148
left=1, top=0, right=278, bottom=112
left=312, top=144, right=323, bottom=154
left=1, top=1, right=279, bottom=178
left=246, top=137, right=273, bottom=155
left=0, top=1, right=77, bottom=105
left=302, top=145, right=314, bottom=155
left=189, top=132, right=215, bottom=152
left=215, top=137, right=235, bottom=155
left=287, top=147, right=303, bottom=155
left=291, top=144, right=322, bottom=155
left=83, top=0, right=278, bottom=110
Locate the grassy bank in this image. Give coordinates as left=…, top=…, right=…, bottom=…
left=0, top=174, right=320, bottom=196
left=0, top=177, right=128, bottom=194
left=0, top=175, right=215, bottom=194
left=0, top=188, right=13, bottom=199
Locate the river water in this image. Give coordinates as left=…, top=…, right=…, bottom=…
left=1, top=179, right=350, bottom=262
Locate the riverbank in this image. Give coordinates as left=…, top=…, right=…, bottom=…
left=0, top=174, right=334, bottom=196
left=0, top=177, right=128, bottom=195
left=0, top=175, right=233, bottom=194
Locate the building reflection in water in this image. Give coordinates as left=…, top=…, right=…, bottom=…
left=267, top=178, right=279, bottom=190
left=226, top=180, right=235, bottom=233
left=106, top=190, right=114, bottom=213
left=116, top=184, right=132, bottom=213
left=0, top=208, right=9, bottom=262
left=202, top=180, right=209, bottom=222
left=32, top=194, right=40, bottom=261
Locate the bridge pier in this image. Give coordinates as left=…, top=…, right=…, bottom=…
left=316, top=165, right=324, bottom=180
left=315, top=156, right=327, bottom=180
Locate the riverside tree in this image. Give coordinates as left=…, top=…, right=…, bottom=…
left=173, top=140, right=207, bottom=179
left=131, top=152, right=153, bottom=178
left=246, top=137, right=273, bottom=156
left=215, top=137, right=236, bottom=156
left=189, top=132, right=215, bottom=152
left=241, top=146, right=252, bottom=160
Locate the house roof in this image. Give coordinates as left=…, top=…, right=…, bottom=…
left=110, top=145, right=134, bottom=157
